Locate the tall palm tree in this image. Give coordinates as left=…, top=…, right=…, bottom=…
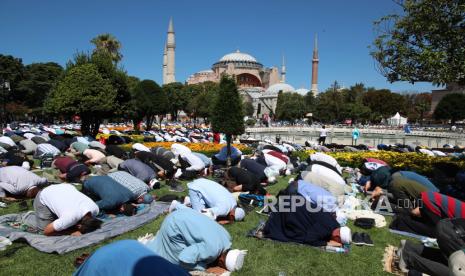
left=91, top=33, right=122, bottom=64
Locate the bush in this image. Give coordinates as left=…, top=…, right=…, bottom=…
left=291, top=150, right=465, bottom=176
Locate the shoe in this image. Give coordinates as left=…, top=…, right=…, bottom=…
left=169, top=200, right=179, bottom=213
left=174, top=169, right=182, bottom=179
left=397, top=247, right=409, bottom=273
left=352, top=232, right=364, bottom=246
left=361, top=233, right=374, bottom=246
left=183, top=196, right=191, bottom=206
left=168, top=179, right=185, bottom=193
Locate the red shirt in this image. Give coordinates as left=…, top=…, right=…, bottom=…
left=53, top=156, right=77, bottom=173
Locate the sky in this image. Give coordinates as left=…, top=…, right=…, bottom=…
left=0, top=0, right=438, bottom=93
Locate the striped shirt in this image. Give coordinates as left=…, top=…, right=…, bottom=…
left=107, top=171, right=148, bottom=197
left=421, top=191, right=465, bottom=219
left=35, top=143, right=61, bottom=157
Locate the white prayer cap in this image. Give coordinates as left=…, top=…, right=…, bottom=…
left=234, top=207, right=245, bottom=221
left=340, top=226, right=352, bottom=244
left=22, top=161, right=30, bottom=170
left=226, top=249, right=248, bottom=271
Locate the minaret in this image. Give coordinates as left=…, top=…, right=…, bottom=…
left=311, top=34, right=319, bottom=94
left=162, top=43, right=167, bottom=85
left=164, top=17, right=176, bottom=84
left=281, top=55, right=286, bottom=83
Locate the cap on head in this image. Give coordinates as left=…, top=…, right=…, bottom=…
left=340, top=226, right=352, bottom=244
left=142, top=194, right=154, bottom=204
left=225, top=249, right=248, bottom=271
left=234, top=207, right=245, bottom=221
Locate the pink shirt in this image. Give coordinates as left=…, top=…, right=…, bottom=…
left=83, top=149, right=105, bottom=163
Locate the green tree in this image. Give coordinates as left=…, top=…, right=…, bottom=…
left=371, top=0, right=465, bottom=85
left=275, top=92, right=306, bottom=123
left=314, top=89, right=344, bottom=123
left=45, top=63, right=116, bottom=136
left=185, top=82, right=218, bottom=123
left=91, top=33, right=123, bottom=64
left=243, top=100, right=254, bottom=117
left=163, top=82, right=188, bottom=121
left=414, top=93, right=432, bottom=125
left=211, top=76, right=245, bottom=161
left=16, top=62, right=63, bottom=111
left=131, top=80, right=167, bottom=131
left=0, top=54, right=24, bottom=90
left=66, top=51, right=131, bottom=119
left=433, top=93, right=465, bottom=125
left=362, top=89, right=407, bottom=121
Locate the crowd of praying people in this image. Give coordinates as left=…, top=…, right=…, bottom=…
left=0, top=124, right=464, bottom=276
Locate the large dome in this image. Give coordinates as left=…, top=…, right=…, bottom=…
left=295, top=88, right=310, bottom=95
left=219, top=50, right=257, bottom=62
left=265, top=82, right=295, bottom=94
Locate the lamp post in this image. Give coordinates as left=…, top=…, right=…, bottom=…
left=1, top=80, right=10, bottom=130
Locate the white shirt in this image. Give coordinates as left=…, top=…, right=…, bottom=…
left=39, top=184, right=99, bottom=231
left=320, top=129, right=328, bottom=137
left=180, top=152, right=205, bottom=171
left=23, top=133, right=35, bottom=140
left=132, top=143, right=150, bottom=152
left=310, top=152, right=342, bottom=174
left=0, top=136, right=16, bottom=147
left=262, top=150, right=287, bottom=171
left=171, top=143, right=191, bottom=157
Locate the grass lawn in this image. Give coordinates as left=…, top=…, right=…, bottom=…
left=0, top=175, right=411, bottom=276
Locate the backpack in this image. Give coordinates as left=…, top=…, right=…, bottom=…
left=40, top=153, right=55, bottom=168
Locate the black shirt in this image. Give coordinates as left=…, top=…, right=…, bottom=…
left=228, top=167, right=260, bottom=193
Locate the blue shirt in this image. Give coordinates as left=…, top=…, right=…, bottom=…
left=145, top=208, right=232, bottom=271
left=215, top=146, right=241, bottom=161
left=73, top=240, right=189, bottom=276
left=118, top=159, right=156, bottom=183
left=192, top=152, right=212, bottom=167
left=297, top=180, right=338, bottom=212
left=188, top=178, right=236, bottom=217
left=83, top=176, right=135, bottom=210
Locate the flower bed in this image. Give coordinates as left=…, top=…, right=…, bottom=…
left=120, top=142, right=253, bottom=156
left=292, top=150, right=465, bottom=176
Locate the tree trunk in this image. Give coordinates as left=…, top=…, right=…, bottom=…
left=159, top=115, right=164, bottom=129
left=146, top=115, right=154, bottom=131
left=132, top=118, right=142, bottom=134
left=81, top=117, right=91, bottom=136
left=90, top=118, right=101, bottom=138
left=226, top=134, right=232, bottom=167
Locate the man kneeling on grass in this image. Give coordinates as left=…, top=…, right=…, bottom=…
left=171, top=178, right=245, bottom=224
left=143, top=206, right=247, bottom=275
left=0, top=166, right=47, bottom=199
left=25, top=183, right=102, bottom=236
left=82, top=176, right=146, bottom=216
left=256, top=187, right=351, bottom=247
left=73, top=240, right=189, bottom=276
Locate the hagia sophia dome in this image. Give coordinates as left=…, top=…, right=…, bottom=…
left=295, top=88, right=310, bottom=95
left=213, top=50, right=263, bottom=70
left=264, top=82, right=296, bottom=96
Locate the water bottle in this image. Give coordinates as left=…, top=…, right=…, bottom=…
left=325, top=246, right=347, bottom=253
